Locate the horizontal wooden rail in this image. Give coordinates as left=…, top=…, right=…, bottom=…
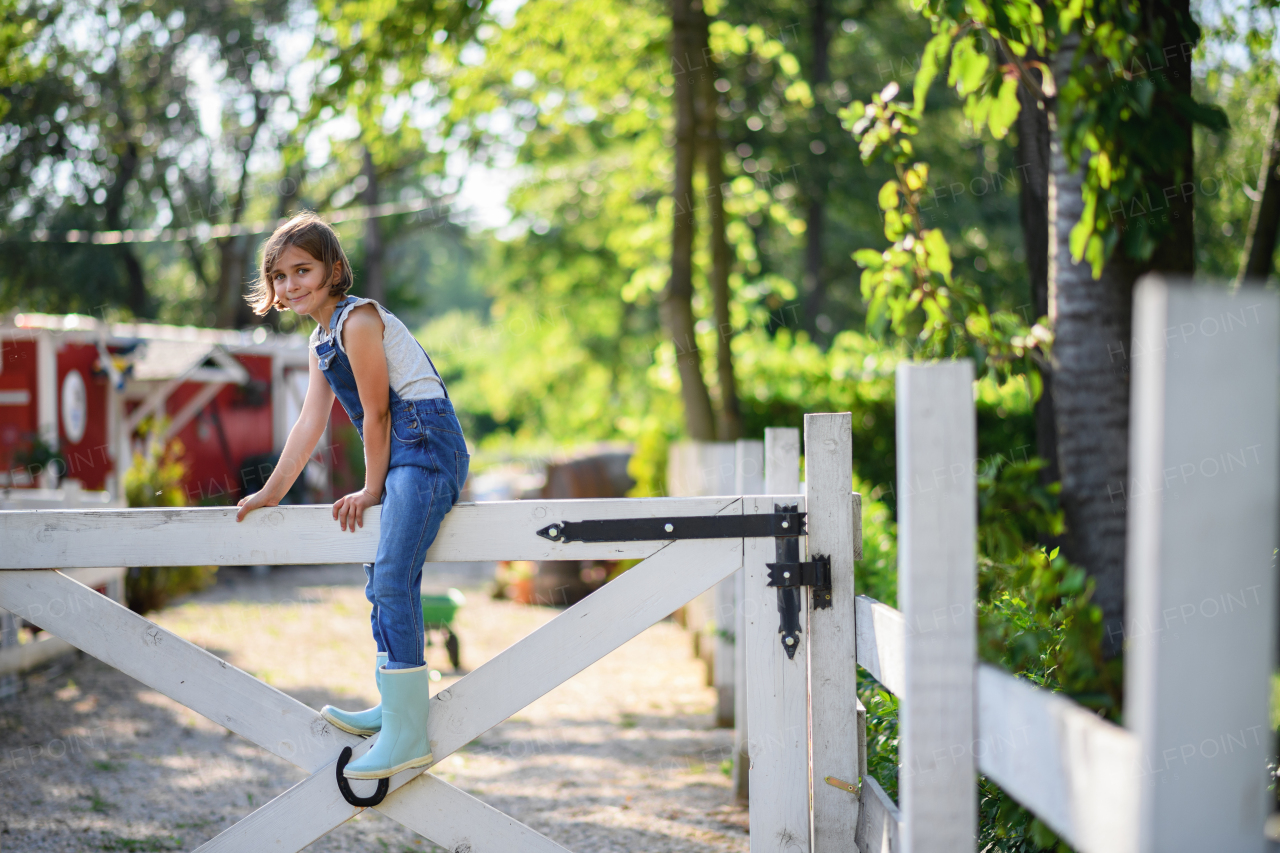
left=976, top=665, right=1137, bottom=853
left=854, top=600, right=1138, bottom=853
left=854, top=595, right=904, bottom=696
left=855, top=775, right=901, bottom=853
left=0, top=495, right=803, bottom=568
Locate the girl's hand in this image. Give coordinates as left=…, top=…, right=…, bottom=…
left=236, top=490, right=278, bottom=522
left=333, top=488, right=380, bottom=532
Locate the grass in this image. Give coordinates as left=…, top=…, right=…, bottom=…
left=75, top=788, right=115, bottom=814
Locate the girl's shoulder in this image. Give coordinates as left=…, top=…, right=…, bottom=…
left=330, top=297, right=394, bottom=353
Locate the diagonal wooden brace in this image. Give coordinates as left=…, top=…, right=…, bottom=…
left=0, top=570, right=569, bottom=852
left=192, top=531, right=748, bottom=851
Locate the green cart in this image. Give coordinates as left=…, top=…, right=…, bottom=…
left=421, top=588, right=465, bottom=671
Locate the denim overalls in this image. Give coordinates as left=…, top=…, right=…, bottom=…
left=315, top=297, right=470, bottom=670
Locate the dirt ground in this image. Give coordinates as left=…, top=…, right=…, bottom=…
left=0, top=564, right=750, bottom=852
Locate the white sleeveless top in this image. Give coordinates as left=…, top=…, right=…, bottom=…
left=309, top=298, right=446, bottom=401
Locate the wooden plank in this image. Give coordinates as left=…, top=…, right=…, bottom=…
left=708, top=442, right=740, bottom=728
left=764, top=428, right=801, bottom=496
left=975, top=665, right=1137, bottom=853
left=1126, top=280, right=1279, bottom=853
left=0, top=495, right=743, bottom=568
left=805, top=412, right=861, bottom=851
left=0, top=631, right=76, bottom=677
left=192, top=747, right=574, bottom=853
left=0, top=570, right=360, bottom=772
left=378, top=772, right=575, bottom=853
left=733, top=438, right=765, bottom=803
left=855, top=774, right=901, bottom=853
left=744, top=493, right=810, bottom=853
left=896, top=361, right=977, bottom=853
left=855, top=595, right=905, bottom=697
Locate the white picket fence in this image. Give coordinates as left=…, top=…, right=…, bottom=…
left=0, top=277, right=1275, bottom=852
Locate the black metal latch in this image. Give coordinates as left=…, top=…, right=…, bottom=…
left=536, top=512, right=805, bottom=543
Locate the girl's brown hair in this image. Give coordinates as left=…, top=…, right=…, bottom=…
left=247, top=211, right=354, bottom=315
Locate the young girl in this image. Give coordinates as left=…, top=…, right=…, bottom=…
left=235, top=212, right=469, bottom=780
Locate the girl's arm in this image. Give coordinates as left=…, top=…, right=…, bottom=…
left=331, top=304, right=391, bottom=532
left=235, top=349, right=335, bottom=521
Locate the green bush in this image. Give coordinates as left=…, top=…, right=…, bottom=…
left=859, top=454, right=1117, bottom=853
left=123, top=435, right=217, bottom=614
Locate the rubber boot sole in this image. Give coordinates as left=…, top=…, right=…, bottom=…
left=343, top=751, right=435, bottom=780
left=320, top=708, right=380, bottom=736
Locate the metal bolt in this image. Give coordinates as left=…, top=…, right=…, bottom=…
left=783, top=572, right=791, bottom=579
left=664, top=523, right=674, bottom=533
left=782, top=520, right=789, bottom=528
left=549, top=527, right=559, bottom=537
left=785, top=636, right=795, bottom=645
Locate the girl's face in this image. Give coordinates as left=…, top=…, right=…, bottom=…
left=269, top=244, right=341, bottom=319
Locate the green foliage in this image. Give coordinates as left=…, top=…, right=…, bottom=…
left=626, top=425, right=672, bottom=498
left=901, top=0, right=1227, bottom=276
left=854, top=472, right=897, bottom=606
left=843, top=83, right=1050, bottom=376
left=123, top=436, right=216, bottom=613
left=858, top=449, right=1119, bottom=851
left=858, top=678, right=900, bottom=800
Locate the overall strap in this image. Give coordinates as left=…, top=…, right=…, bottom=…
left=416, top=342, right=451, bottom=401
left=327, top=296, right=358, bottom=338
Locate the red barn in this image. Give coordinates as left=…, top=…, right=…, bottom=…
left=0, top=312, right=358, bottom=506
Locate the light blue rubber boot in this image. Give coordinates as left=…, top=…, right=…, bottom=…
left=342, top=663, right=434, bottom=779
left=321, top=652, right=387, bottom=736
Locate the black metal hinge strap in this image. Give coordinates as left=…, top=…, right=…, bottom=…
left=536, top=512, right=805, bottom=544
left=774, top=503, right=804, bottom=658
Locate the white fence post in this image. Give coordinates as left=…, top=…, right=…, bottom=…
left=1126, top=279, right=1280, bottom=853
left=745, top=492, right=810, bottom=853
left=896, top=361, right=977, bottom=853
left=734, top=438, right=765, bottom=803
left=765, top=428, right=801, bottom=498
left=805, top=413, right=862, bottom=850
left=668, top=439, right=738, bottom=717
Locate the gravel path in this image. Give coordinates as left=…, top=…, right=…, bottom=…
left=0, top=565, right=749, bottom=852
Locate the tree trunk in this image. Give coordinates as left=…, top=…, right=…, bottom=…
left=1048, top=11, right=1196, bottom=656
left=1016, top=68, right=1058, bottom=487
left=802, top=0, right=831, bottom=337
left=665, top=0, right=717, bottom=441
left=1237, top=92, right=1280, bottom=285
left=1048, top=36, right=1139, bottom=656
left=215, top=96, right=269, bottom=328
left=361, top=147, right=385, bottom=303
left=695, top=3, right=742, bottom=441
left=102, top=140, right=151, bottom=318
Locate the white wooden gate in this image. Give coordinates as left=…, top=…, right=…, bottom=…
left=0, top=410, right=862, bottom=853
